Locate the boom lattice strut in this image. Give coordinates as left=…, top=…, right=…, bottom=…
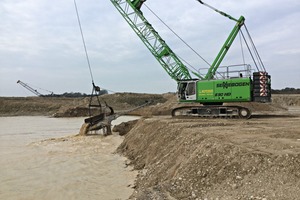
left=110, top=0, right=192, bottom=81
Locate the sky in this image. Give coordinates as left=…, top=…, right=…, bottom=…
left=0, top=0, right=299, bottom=96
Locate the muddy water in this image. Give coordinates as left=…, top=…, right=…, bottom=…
left=0, top=116, right=139, bottom=200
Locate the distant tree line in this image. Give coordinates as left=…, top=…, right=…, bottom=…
left=41, top=88, right=299, bottom=97
left=43, top=90, right=108, bottom=97
left=272, top=87, right=300, bottom=94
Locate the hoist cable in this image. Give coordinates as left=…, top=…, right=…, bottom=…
left=143, top=3, right=212, bottom=68
left=74, top=1, right=117, bottom=94
left=73, top=0, right=95, bottom=84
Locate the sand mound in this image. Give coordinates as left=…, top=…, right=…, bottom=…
left=112, top=120, right=139, bottom=136
left=118, top=117, right=300, bottom=199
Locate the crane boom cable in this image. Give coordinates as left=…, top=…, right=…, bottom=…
left=24, top=82, right=54, bottom=94
left=239, top=31, right=246, bottom=66
left=243, top=28, right=262, bottom=71
left=239, top=30, right=260, bottom=72
left=196, top=0, right=266, bottom=74
left=32, top=87, right=53, bottom=94
left=244, top=25, right=266, bottom=72
left=143, top=3, right=211, bottom=68
left=195, top=0, right=239, bottom=22
left=176, top=54, right=202, bottom=75
left=73, top=0, right=95, bottom=84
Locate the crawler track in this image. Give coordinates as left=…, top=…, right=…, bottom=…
left=172, top=105, right=251, bottom=119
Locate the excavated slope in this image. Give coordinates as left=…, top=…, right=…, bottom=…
left=118, top=116, right=300, bottom=199
left=0, top=94, right=299, bottom=117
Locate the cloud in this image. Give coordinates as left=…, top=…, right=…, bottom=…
left=0, top=0, right=300, bottom=96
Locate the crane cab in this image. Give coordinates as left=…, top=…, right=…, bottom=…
left=177, top=80, right=197, bottom=101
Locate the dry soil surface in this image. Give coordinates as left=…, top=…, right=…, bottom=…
left=118, top=113, right=300, bottom=200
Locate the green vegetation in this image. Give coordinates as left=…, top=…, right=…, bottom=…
left=272, top=88, right=300, bottom=94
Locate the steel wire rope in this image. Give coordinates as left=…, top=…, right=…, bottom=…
left=238, top=30, right=249, bottom=74
left=176, top=54, right=206, bottom=77
left=239, top=31, right=246, bottom=67
left=21, top=81, right=53, bottom=93
left=240, top=30, right=260, bottom=72
left=23, top=82, right=54, bottom=94
left=74, top=1, right=117, bottom=95
left=17, top=80, right=50, bottom=95
left=73, top=0, right=95, bottom=84
left=143, top=3, right=211, bottom=71
left=244, top=25, right=266, bottom=72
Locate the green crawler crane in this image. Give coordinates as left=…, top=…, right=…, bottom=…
left=110, top=0, right=271, bottom=118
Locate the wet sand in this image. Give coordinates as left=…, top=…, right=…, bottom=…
left=0, top=116, right=138, bottom=200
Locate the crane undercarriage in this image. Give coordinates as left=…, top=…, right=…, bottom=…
left=172, top=105, right=251, bottom=119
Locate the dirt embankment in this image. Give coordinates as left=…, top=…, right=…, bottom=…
left=0, top=93, right=168, bottom=117
left=271, top=94, right=300, bottom=107
left=118, top=116, right=300, bottom=200
left=114, top=94, right=300, bottom=199
left=0, top=94, right=299, bottom=117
